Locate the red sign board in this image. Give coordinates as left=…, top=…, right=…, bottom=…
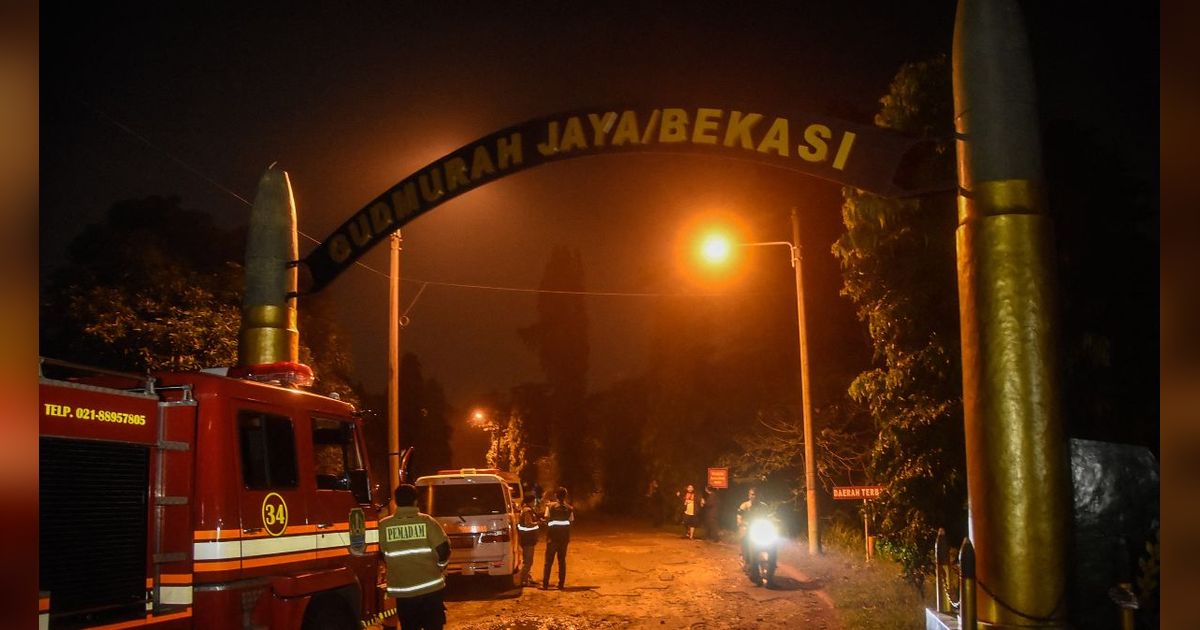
left=833, top=485, right=884, bottom=500
left=707, top=467, right=729, bottom=489
left=40, top=382, right=159, bottom=445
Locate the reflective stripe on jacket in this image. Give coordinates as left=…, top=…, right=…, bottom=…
left=543, top=502, right=574, bottom=541
left=518, top=506, right=541, bottom=546
left=379, top=507, right=449, bottom=598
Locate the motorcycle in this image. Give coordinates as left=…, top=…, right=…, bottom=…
left=742, top=514, right=779, bottom=587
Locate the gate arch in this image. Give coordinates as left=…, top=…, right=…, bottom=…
left=301, top=104, right=950, bottom=292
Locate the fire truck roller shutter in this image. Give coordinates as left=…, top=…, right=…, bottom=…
left=39, top=437, right=150, bottom=624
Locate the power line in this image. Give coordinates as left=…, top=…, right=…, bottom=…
left=77, top=98, right=254, bottom=207
left=397, top=277, right=723, bottom=298
left=79, top=99, right=728, bottom=299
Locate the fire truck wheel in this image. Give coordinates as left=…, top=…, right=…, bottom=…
left=301, top=591, right=357, bottom=630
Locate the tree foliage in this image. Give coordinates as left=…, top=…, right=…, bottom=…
left=726, top=402, right=873, bottom=507
left=590, top=377, right=650, bottom=511
left=1043, top=120, right=1159, bottom=451
left=41, top=195, right=362, bottom=402
left=831, top=55, right=966, bottom=585
left=518, top=246, right=591, bottom=493
left=42, top=196, right=243, bottom=371
left=638, top=293, right=796, bottom=498
left=397, top=352, right=454, bottom=479
left=486, top=407, right=529, bottom=478
left=466, top=384, right=546, bottom=485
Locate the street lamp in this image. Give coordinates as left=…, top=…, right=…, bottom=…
left=469, top=408, right=501, bottom=465
left=699, top=232, right=734, bottom=265
left=698, top=207, right=819, bottom=555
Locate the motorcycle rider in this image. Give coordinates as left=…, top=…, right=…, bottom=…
left=736, top=487, right=778, bottom=586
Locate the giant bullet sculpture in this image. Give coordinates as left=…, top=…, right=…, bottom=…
left=236, top=166, right=312, bottom=386
left=953, top=0, right=1069, bottom=627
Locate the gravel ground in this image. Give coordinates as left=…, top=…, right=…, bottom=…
left=436, top=515, right=840, bottom=629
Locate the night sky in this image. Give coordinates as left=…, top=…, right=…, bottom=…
left=40, top=2, right=1156, bottom=411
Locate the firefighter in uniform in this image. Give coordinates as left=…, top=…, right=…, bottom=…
left=541, top=486, right=575, bottom=590
left=379, top=484, right=450, bottom=630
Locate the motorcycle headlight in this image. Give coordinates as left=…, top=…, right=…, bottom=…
left=748, top=519, right=778, bottom=547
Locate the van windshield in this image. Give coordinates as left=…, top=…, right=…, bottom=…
left=421, top=483, right=507, bottom=517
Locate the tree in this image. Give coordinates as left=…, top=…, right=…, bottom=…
left=501, top=382, right=551, bottom=484
left=486, top=408, right=528, bottom=477
left=589, top=377, right=650, bottom=511
left=396, top=352, right=453, bottom=479
left=42, top=196, right=243, bottom=371
left=831, top=55, right=966, bottom=586
left=1043, top=120, right=1159, bottom=451
left=300, top=292, right=364, bottom=406
left=518, top=246, right=591, bottom=493
left=726, top=401, right=873, bottom=505
left=42, top=195, right=362, bottom=401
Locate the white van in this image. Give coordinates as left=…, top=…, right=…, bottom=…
left=414, top=469, right=523, bottom=587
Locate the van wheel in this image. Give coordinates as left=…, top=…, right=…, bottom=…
left=301, top=592, right=357, bottom=630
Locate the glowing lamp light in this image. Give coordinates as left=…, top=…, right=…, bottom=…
left=469, top=408, right=492, bottom=429
left=699, top=233, right=733, bottom=264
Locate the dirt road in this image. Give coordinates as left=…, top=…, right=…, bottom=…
left=440, top=516, right=840, bottom=629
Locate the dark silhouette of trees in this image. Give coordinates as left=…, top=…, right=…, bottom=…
left=397, top=352, right=453, bottom=479
left=41, top=195, right=364, bottom=402
left=518, top=246, right=591, bottom=494
left=42, top=196, right=243, bottom=372
left=501, top=382, right=551, bottom=485
left=590, top=377, right=649, bottom=512
left=1044, top=120, right=1159, bottom=452
left=638, top=292, right=798, bottom=501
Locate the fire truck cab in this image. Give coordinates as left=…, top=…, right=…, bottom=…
left=39, top=358, right=388, bottom=629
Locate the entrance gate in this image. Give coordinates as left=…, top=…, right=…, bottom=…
left=289, top=3, right=1071, bottom=625
left=300, top=105, right=951, bottom=292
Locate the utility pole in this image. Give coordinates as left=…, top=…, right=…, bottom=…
left=387, top=230, right=402, bottom=513
left=791, top=207, right=819, bottom=555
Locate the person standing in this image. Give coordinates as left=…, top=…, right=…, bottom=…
left=681, top=484, right=700, bottom=539
left=542, top=486, right=575, bottom=590
left=646, top=480, right=664, bottom=528
left=379, top=484, right=450, bottom=630
left=703, top=485, right=722, bottom=542
left=517, top=491, right=542, bottom=587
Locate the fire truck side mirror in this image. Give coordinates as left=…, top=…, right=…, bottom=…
left=347, top=469, right=372, bottom=506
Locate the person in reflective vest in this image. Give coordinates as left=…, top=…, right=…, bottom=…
left=541, top=486, right=575, bottom=590
left=517, top=491, right=542, bottom=587
left=379, top=484, right=450, bottom=630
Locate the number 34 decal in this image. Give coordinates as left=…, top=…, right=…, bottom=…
left=261, top=492, right=289, bottom=536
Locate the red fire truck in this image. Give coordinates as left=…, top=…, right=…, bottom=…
left=38, top=358, right=392, bottom=629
